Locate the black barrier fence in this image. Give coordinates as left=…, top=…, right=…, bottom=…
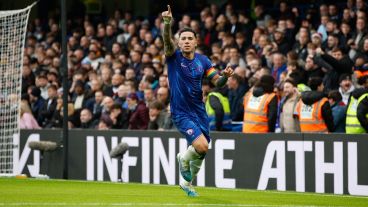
left=16, top=129, right=368, bottom=196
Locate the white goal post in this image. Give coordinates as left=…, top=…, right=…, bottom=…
left=0, top=2, right=36, bottom=176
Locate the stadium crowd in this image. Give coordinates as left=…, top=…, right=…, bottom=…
left=19, top=0, right=368, bottom=133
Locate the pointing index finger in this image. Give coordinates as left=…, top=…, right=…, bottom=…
left=167, top=5, right=171, bottom=13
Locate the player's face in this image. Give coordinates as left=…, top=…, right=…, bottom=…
left=178, top=32, right=197, bottom=53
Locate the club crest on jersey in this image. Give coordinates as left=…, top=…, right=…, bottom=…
left=186, top=129, right=194, bottom=135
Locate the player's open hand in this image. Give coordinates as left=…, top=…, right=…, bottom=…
left=162, top=5, right=172, bottom=24
left=223, top=65, right=234, bottom=78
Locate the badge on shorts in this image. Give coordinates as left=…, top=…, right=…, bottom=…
left=186, top=129, right=194, bottom=136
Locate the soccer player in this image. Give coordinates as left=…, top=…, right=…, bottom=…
left=162, top=5, right=234, bottom=197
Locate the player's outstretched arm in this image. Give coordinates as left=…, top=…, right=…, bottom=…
left=211, top=65, right=234, bottom=88
left=162, top=5, right=175, bottom=57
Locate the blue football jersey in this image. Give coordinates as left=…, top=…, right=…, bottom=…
left=166, top=50, right=217, bottom=117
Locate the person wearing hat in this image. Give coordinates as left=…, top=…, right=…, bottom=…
left=127, top=92, right=149, bottom=129
left=311, top=32, right=323, bottom=48
left=27, top=86, right=45, bottom=124
left=242, top=74, right=278, bottom=133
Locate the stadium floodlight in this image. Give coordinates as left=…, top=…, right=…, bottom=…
left=0, top=2, right=37, bottom=176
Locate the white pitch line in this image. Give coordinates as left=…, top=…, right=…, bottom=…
left=0, top=203, right=349, bottom=207
left=6, top=178, right=368, bottom=199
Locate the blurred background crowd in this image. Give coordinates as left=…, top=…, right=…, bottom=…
left=18, top=0, right=368, bottom=133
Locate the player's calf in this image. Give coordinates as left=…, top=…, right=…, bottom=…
left=177, top=152, right=192, bottom=182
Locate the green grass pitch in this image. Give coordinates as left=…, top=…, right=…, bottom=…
left=0, top=178, right=367, bottom=207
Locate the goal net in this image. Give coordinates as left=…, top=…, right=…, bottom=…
left=0, top=3, right=36, bottom=175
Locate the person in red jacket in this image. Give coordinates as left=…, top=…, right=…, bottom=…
left=127, top=92, right=149, bottom=129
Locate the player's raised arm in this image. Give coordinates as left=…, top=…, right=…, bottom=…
left=162, top=5, right=175, bottom=57
left=210, top=65, right=234, bottom=87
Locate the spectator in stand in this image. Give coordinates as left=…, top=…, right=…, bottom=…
left=115, top=84, right=129, bottom=106
left=110, top=104, right=129, bottom=129
left=86, top=90, right=104, bottom=120
left=22, top=65, right=35, bottom=94
left=311, top=33, right=323, bottom=48
left=129, top=50, right=143, bottom=81
left=144, top=88, right=156, bottom=107
left=292, top=28, right=310, bottom=66
left=349, top=18, right=368, bottom=58
left=27, top=86, right=44, bottom=124
left=271, top=53, right=287, bottom=84
left=228, top=46, right=246, bottom=68
left=338, top=74, right=355, bottom=105
left=227, top=74, right=247, bottom=122
left=279, top=79, right=301, bottom=132
left=103, top=24, right=117, bottom=53
left=156, top=87, right=170, bottom=107
left=36, top=75, right=49, bottom=100
left=316, top=47, right=353, bottom=90
left=101, top=96, right=115, bottom=116
left=97, top=114, right=113, bottom=130
left=80, top=108, right=98, bottom=129
left=273, top=28, right=291, bottom=55
left=148, top=101, right=168, bottom=130
left=108, top=74, right=124, bottom=100
left=328, top=90, right=346, bottom=133
left=39, top=85, right=58, bottom=128
left=71, top=80, right=88, bottom=111
left=20, top=101, right=40, bottom=129
left=202, top=16, right=218, bottom=47
left=254, top=4, right=271, bottom=28
left=127, top=92, right=149, bottom=129
left=304, top=55, right=325, bottom=82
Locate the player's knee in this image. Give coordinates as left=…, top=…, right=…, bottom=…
left=195, top=142, right=208, bottom=154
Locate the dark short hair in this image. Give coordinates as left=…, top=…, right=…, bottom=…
left=47, top=84, right=58, bottom=91
left=288, top=71, right=303, bottom=84
left=284, top=79, right=297, bottom=87
left=339, top=73, right=352, bottom=83
left=308, top=77, right=323, bottom=91
left=230, top=73, right=243, bottom=84
left=258, top=75, right=275, bottom=93
left=178, top=27, right=197, bottom=38
left=112, top=103, right=122, bottom=110
left=149, top=100, right=164, bottom=110
left=328, top=90, right=342, bottom=102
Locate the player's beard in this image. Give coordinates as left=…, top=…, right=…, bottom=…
left=181, top=48, right=195, bottom=58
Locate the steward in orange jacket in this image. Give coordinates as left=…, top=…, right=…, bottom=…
left=243, top=75, right=278, bottom=133
left=295, top=77, right=334, bottom=133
